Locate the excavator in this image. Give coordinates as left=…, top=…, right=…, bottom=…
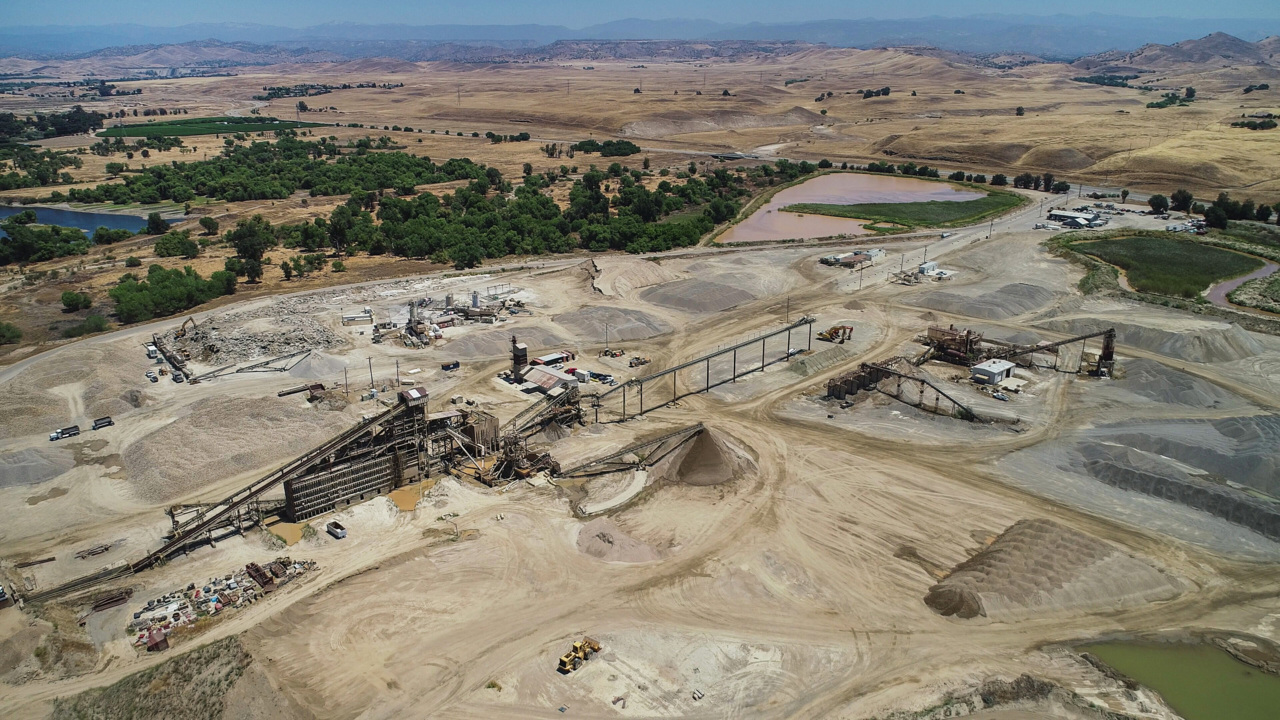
left=557, top=637, right=602, bottom=674
left=173, top=316, right=197, bottom=340
left=817, top=325, right=855, bottom=343
left=628, top=356, right=651, bottom=368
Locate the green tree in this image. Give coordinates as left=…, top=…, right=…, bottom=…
left=281, top=260, right=293, bottom=280
left=1148, top=194, right=1170, bottom=214
left=1016, top=106, right=1025, bottom=116
left=199, top=216, right=220, bottom=236
left=642, top=157, right=650, bottom=170
left=296, top=100, right=309, bottom=113
left=226, top=215, right=275, bottom=261
left=1170, top=188, right=1194, bottom=212
left=1185, top=87, right=1196, bottom=99
left=522, top=162, right=533, bottom=176
left=61, top=290, right=92, bottom=311
left=0, top=321, right=21, bottom=344
left=243, top=258, right=263, bottom=283
left=106, top=162, right=126, bottom=176
left=125, top=256, right=142, bottom=267
left=332, top=260, right=346, bottom=272
left=1256, top=204, right=1273, bottom=223
left=1204, top=205, right=1228, bottom=229
left=990, top=174, right=1008, bottom=186
left=145, top=212, right=169, bottom=235
left=1120, top=189, right=1130, bottom=204
left=154, top=231, right=199, bottom=258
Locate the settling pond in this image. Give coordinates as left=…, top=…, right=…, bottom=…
left=0, top=205, right=148, bottom=237
left=717, top=173, right=985, bottom=244
left=1082, top=642, right=1280, bottom=720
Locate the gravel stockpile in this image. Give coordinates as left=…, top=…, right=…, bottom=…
left=925, top=518, right=1182, bottom=620
left=1037, top=318, right=1264, bottom=363
left=639, top=279, right=757, bottom=313
left=1093, top=416, right=1280, bottom=496
left=0, top=447, right=75, bottom=488
left=1078, top=441, right=1280, bottom=541
left=553, top=306, right=673, bottom=342
left=913, top=283, right=1058, bottom=320
left=650, top=429, right=755, bottom=487
left=1112, top=359, right=1246, bottom=408
left=443, top=326, right=567, bottom=359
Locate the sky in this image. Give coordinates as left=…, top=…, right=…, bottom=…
left=6, top=0, right=1280, bottom=27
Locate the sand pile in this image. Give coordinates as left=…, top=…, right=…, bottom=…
left=651, top=429, right=756, bottom=487
left=287, top=351, right=349, bottom=380
left=576, top=517, right=660, bottom=563
left=0, top=447, right=75, bottom=488
left=924, top=518, right=1182, bottom=620
left=639, top=278, right=756, bottom=313
left=444, top=326, right=566, bottom=359
left=121, top=396, right=351, bottom=503
left=592, top=257, right=682, bottom=296
left=788, top=345, right=854, bottom=376
left=1037, top=318, right=1263, bottom=363
left=528, top=420, right=570, bottom=445
left=553, top=306, right=672, bottom=342
left=1112, top=359, right=1244, bottom=408
left=913, top=283, right=1058, bottom=320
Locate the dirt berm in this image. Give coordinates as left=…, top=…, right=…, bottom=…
left=924, top=518, right=1182, bottom=621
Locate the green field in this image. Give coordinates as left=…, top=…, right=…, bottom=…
left=782, top=189, right=1023, bottom=229
left=1072, top=235, right=1263, bottom=298
left=98, top=116, right=328, bottom=138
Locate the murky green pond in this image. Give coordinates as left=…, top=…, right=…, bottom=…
left=1082, top=642, right=1280, bottom=720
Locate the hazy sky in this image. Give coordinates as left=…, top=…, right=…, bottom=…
left=7, top=0, right=1280, bottom=27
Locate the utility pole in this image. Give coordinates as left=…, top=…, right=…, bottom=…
left=344, top=368, right=349, bottom=399
left=859, top=266, right=864, bottom=290
left=396, top=359, right=400, bottom=388
left=368, top=358, right=375, bottom=389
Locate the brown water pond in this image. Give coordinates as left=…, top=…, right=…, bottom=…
left=717, top=173, right=985, bottom=244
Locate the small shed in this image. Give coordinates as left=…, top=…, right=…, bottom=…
left=523, top=366, right=579, bottom=394
left=971, top=359, right=1016, bottom=385
left=146, top=628, right=169, bottom=652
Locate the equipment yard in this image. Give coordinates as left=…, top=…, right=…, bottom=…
left=2, top=25, right=1280, bottom=720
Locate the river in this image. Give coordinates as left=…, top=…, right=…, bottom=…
left=1082, top=642, right=1280, bottom=720
left=0, top=205, right=148, bottom=237
left=716, top=173, right=986, bottom=244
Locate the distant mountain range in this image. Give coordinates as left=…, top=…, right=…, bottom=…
left=1073, top=31, right=1280, bottom=71
left=4, top=14, right=1280, bottom=60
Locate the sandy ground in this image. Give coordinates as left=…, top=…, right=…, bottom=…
left=1, top=61, right=1280, bottom=718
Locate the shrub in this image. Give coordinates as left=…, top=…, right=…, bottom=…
left=332, top=260, right=346, bottom=272
left=62, top=314, right=109, bottom=338
left=154, top=230, right=199, bottom=258
left=0, top=321, right=21, bottom=344
left=61, top=291, right=92, bottom=311
left=125, top=256, right=142, bottom=267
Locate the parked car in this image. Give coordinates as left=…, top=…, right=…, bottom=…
left=146, top=370, right=158, bottom=382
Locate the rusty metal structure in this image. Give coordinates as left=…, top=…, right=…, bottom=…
left=828, top=359, right=978, bottom=422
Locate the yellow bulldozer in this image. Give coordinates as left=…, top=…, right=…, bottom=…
left=557, top=636, right=602, bottom=674
left=817, top=325, right=855, bottom=343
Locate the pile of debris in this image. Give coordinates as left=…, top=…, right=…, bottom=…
left=126, top=557, right=316, bottom=651
left=165, top=307, right=343, bottom=366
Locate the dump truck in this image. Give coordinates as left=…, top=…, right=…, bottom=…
left=49, top=425, right=81, bottom=441
left=557, top=636, right=602, bottom=674
left=326, top=521, right=347, bottom=539
left=91, top=416, right=114, bottom=430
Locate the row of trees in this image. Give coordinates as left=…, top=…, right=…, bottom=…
left=0, top=106, right=105, bottom=143
left=0, top=146, right=82, bottom=190
left=570, top=139, right=642, bottom=157
left=1011, top=172, right=1070, bottom=193
left=110, top=264, right=236, bottom=324
left=53, top=136, right=490, bottom=205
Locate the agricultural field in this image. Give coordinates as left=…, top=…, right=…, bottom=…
left=98, top=116, right=329, bottom=138
left=783, top=188, right=1024, bottom=229
left=1072, top=234, right=1264, bottom=298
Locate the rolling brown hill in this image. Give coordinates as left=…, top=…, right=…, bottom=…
left=1074, top=32, right=1279, bottom=72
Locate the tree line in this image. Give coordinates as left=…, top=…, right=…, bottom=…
left=0, top=106, right=105, bottom=143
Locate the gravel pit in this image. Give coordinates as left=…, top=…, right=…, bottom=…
left=576, top=517, right=660, bottom=563
left=552, top=305, right=672, bottom=342
left=925, top=518, right=1182, bottom=621
left=639, top=278, right=757, bottom=314
left=443, top=326, right=567, bottom=359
